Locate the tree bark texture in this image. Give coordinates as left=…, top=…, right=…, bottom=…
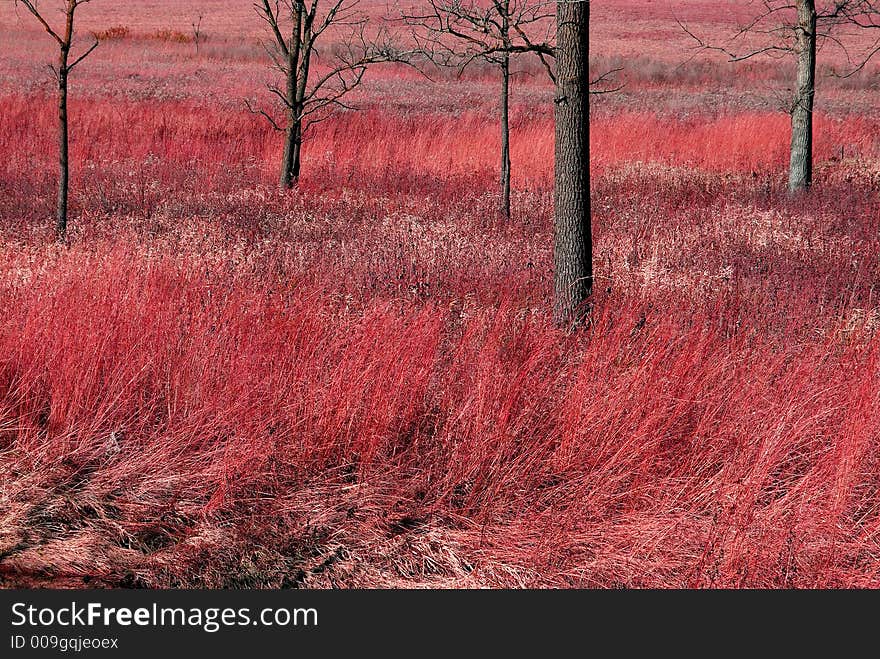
left=553, top=0, right=591, bottom=326
left=280, top=3, right=304, bottom=188
left=789, top=0, right=816, bottom=192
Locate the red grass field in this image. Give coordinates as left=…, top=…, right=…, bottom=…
left=1, top=1, right=879, bottom=588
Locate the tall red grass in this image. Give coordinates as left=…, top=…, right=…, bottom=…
left=2, top=95, right=878, bottom=198
left=0, top=233, right=878, bottom=587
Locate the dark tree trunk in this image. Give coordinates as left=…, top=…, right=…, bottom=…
left=789, top=0, right=816, bottom=192
left=280, top=116, right=300, bottom=188
left=19, top=0, right=97, bottom=240
left=553, top=0, right=591, bottom=326
left=499, top=52, right=511, bottom=220
left=57, top=53, right=69, bottom=240
left=499, top=1, right=511, bottom=220
left=280, top=4, right=303, bottom=189
left=291, top=120, right=302, bottom=182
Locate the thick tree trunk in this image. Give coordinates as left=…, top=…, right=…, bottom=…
left=553, top=0, right=591, bottom=326
left=279, top=56, right=300, bottom=188
left=280, top=4, right=303, bottom=189
left=500, top=53, right=511, bottom=220
left=57, top=56, right=69, bottom=240
left=291, top=121, right=302, bottom=182
left=788, top=0, right=816, bottom=192
left=280, top=116, right=300, bottom=188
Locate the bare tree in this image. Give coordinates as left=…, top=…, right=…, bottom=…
left=680, top=1, right=880, bottom=192
left=192, top=13, right=205, bottom=55
left=15, top=0, right=98, bottom=240
left=403, top=0, right=556, bottom=220
left=553, top=0, right=590, bottom=327
left=251, top=0, right=406, bottom=189
left=404, top=0, right=612, bottom=321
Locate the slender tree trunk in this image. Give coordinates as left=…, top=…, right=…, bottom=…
left=553, top=0, right=591, bottom=326
left=788, top=0, right=816, bottom=192
left=20, top=1, right=96, bottom=240
left=57, top=53, right=70, bottom=240
left=499, top=1, right=511, bottom=220
left=500, top=53, right=511, bottom=220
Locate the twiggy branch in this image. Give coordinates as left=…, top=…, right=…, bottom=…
left=68, top=39, right=99, bottom=70
left=402, top=0, right=556, bottom=77
left=245, top=98, right=284, bottom=131
left=15, top=0, right=64, bottom=44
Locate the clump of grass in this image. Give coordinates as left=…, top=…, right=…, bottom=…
left=91, top=26, right=130, bottom=41
left=151, top=29, right=195, bottom=44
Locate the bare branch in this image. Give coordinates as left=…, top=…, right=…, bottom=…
left=678, top=1, right=880, bottom=67
left=267, top=82, right=291, bottom=108
left=677, top=16, right=795, bottom=62
left=255, top=0, right=290, bottom=56
left=15, top=0, right=64, bottom=44
left=253, top=0, right=415, bottom=141
left=589, top=66, right=625, bottom=94
left=68, top=39, right=98, bottom=70
left=833, top=37, right=880, bottom=75
left=245, top=98, right=284, bottom=131
left=401, top=0, right=556, bottom=77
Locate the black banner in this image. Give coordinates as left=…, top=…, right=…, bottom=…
left=0, top=589, right=872, bottom=655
